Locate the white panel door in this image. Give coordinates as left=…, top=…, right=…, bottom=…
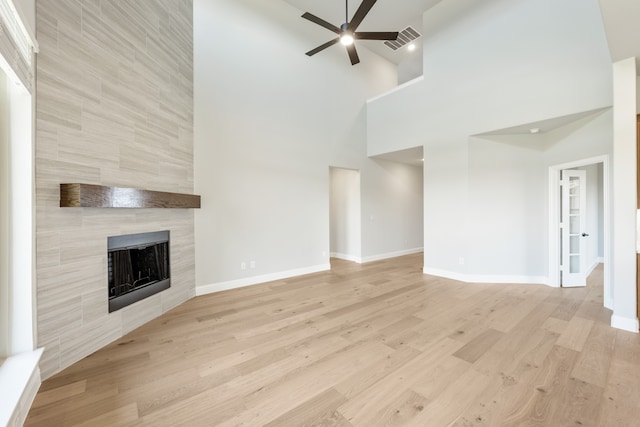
left=561, top=170, right=587, bottom=287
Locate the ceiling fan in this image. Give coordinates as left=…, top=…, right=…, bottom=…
left=302, top=0, right=399, bottom=65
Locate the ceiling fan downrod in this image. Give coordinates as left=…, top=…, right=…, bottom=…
left=345, top=0, right=349, bottom=25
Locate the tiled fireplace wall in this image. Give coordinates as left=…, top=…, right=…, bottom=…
left=35, top=0, right=195, bottom=379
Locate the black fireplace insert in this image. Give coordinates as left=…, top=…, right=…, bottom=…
left=108, top=230, right=170, bottom=312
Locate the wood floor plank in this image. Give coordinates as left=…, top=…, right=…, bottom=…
left=597, top=341, right=640, bottom=425
left=137, top=385, right=246, bottom=427
left=134, top=366, right=238, bottom=417
left=409, top=366, right=495, bottom=426
left=500, top=345, right=581, bottom=426
left=369, top=388, right=430, bottom=426
left=548, top=377, right=603, bottom=427
left=25, top=255, right=634, bottom=427
left=556, top=316, right=595, bottom=352
left=452, top=328, right=504, bottom=363
left=451, top=328, right=561, bottom=426
left=472, top=300, right=560, bottom=377
left=334, top=345, right=421, bottom=399
left=336, top=338, right=464, bottom=426
left=263, top=388, right=348, bottom=427
left=73, top=403, right=139, bottom=427
left=549, top=296, right=583, bottom=321
left=220, top=341, right=393, bottom=426
left=410, top=354, right=472, bottom=400
left=29, top=379, right=86, bottom=408
left=571, top=322, right=616, bottom=388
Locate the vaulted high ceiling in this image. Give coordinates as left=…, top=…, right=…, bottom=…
left=283, top=0, right=640, bottom=72
left=598, top=0, right=640, bottom=69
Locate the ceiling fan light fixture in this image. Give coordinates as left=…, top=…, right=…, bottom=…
left=340, top=32, right=354, bottom=46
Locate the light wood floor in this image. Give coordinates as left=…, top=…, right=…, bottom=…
left=26, top=254, right=640, bottom=426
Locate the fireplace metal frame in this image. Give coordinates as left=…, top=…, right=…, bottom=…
left=108, top=230, right=170, bottom=313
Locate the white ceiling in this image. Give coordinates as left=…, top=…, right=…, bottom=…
left=275, top=1, right=631, bottom=161
left=371, top=146, right=424, bottom=166
left=281, top=0, right=442, bottom=64
left=598, top=0, right=640, bottom=70
left=281, top=0, right=640, bottom=71
left=473, top=108, right=611, bottom=136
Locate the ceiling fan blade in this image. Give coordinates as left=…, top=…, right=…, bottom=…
left=306, top=38, right=340, bottom=56
left=347, top=0, right=378, bottom=32
left=355, top=31, right=399, bottom=40
left=302, top=12, right=341, bottom=34
left=346, top=44, right=360, bottom=65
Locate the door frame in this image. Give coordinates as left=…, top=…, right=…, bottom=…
left=548, top=155, right=611, bottom=308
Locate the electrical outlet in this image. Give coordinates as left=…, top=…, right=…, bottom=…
left=458, top=257, right=464, bottom=265
left=322, top=251, right=327, bottom=257
left=250, top=261, right=255, bottom=269
left=241, top=262, right=247, bottom=270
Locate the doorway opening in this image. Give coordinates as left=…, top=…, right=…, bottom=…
left=329, top=167, right=362, bottom=263
left=548, top=155, right=611, bottom=308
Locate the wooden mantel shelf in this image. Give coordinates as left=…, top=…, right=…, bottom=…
left=60, top=183, right=201, bottom=209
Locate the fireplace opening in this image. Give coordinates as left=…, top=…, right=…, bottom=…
left=108, top=230, right=170, bottom=313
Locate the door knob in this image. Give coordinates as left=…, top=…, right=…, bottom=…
left=581, top=233, right=589, bottom=237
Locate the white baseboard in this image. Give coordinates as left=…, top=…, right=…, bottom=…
left=330, top=252, right=362, bottom=263
left=611, top=314, right=640, bottom=333
left=422, top=267, right=550, bottom=286
left=330, top=248, right=423, bottom=264
left=422, top=267, right=468, bottom=282
left=196, top=263, right=331, bottom=296
left=0, top=348, right=43, bottom=427
left=360, top=247, right=423, bottom=264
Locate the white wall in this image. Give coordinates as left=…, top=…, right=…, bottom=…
left=466, top=135, right=546, bottom=279
left=366, top=0, right=612, bottom=285
left=361, top=159, right=424, bottom=261
left=367, top=0, right=612, bottom=157
left=612, top=57, right=638, bottom=331
left=462, top=111, right=612, bottom=282
left=0, top=70, right=8, bottom=358
left=194, top=0, right=407, bottom=291
left=330, top=168, right=361, bottom=261
left=397, top=54, right=422, bottom=85
left=12, top=0, right=35, bottom=44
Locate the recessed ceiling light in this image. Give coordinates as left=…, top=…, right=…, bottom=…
left=408, top=43, right=416, bottom=51
left=529, top=128, right=540, bottom=134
